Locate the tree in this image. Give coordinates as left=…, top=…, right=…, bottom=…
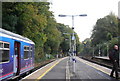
left=2, top=2, right=18, bottom=33
left=91, top=13, right=118, bottom=46
left=2, top=2, right=82, bottom=62
left=44, top=19, right=62, bottom=55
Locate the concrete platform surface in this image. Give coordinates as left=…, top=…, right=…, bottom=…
left=21, top=56, right=120, bottom=81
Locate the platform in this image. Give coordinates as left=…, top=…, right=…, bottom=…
left=21, top=56, right=119, bottom=81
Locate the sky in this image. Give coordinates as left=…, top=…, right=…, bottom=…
left=49, top=0, right=119, bottom=42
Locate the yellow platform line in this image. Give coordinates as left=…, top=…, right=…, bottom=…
left=85, top=62, right=109, bottom=75
left=77, top=57, right=110, bottom=75
left=35, top=60, right=60, bottom=81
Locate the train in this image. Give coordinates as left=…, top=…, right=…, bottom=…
left=0, top=28, right=35, bottom=80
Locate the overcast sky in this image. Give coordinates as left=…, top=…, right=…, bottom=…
left=49, top=0, right=119, bottom=42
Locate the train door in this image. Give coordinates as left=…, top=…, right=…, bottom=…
left=14, top=41, right=20, bottom=75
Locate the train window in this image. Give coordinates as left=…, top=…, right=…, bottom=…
left=24, top=51, right=29, bottom=59
left=24, top=47, right=26, bottom=50
left=0, top=42, right=10, bottom=63
left=30, top=47, right=32, bottom=50
left=4, top=43, right=9, bottom=48
left=0, top=42, right=3, bottom=48
left=30, top=46, right=32, bottom=58
left=27, top=47, right=29, bottom=50
left=24, top=46, right=29, bottom=59
left=0, top=50, right=9, bottom=62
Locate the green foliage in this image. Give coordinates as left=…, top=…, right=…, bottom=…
left=57, top=23, right=72, bottom=54
left=2, top=2, right=49, bottom=62
left=2, top=2, right=18, bottom=33
left=91, top=13, right=118, bottom=46
left=80, top=13, right=119, bottom=57
left=2, top=2, right=82, bottom=62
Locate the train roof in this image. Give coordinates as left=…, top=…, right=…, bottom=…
left=0, top=28, right=35, bottom=45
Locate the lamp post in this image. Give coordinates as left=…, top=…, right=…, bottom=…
left=59, top=14, right=87, bottom=57
left=59, top=14, right=87, bottom=73
left=63, top=33, right=72, bottom=56
left=98, top=45, right=101, bottom=57
left=93, top=47, right=94, bottom=57
left=63, top=33, right=72, bottom=62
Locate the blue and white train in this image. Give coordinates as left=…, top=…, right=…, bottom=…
left=0, top=28, right=35, bottom=80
